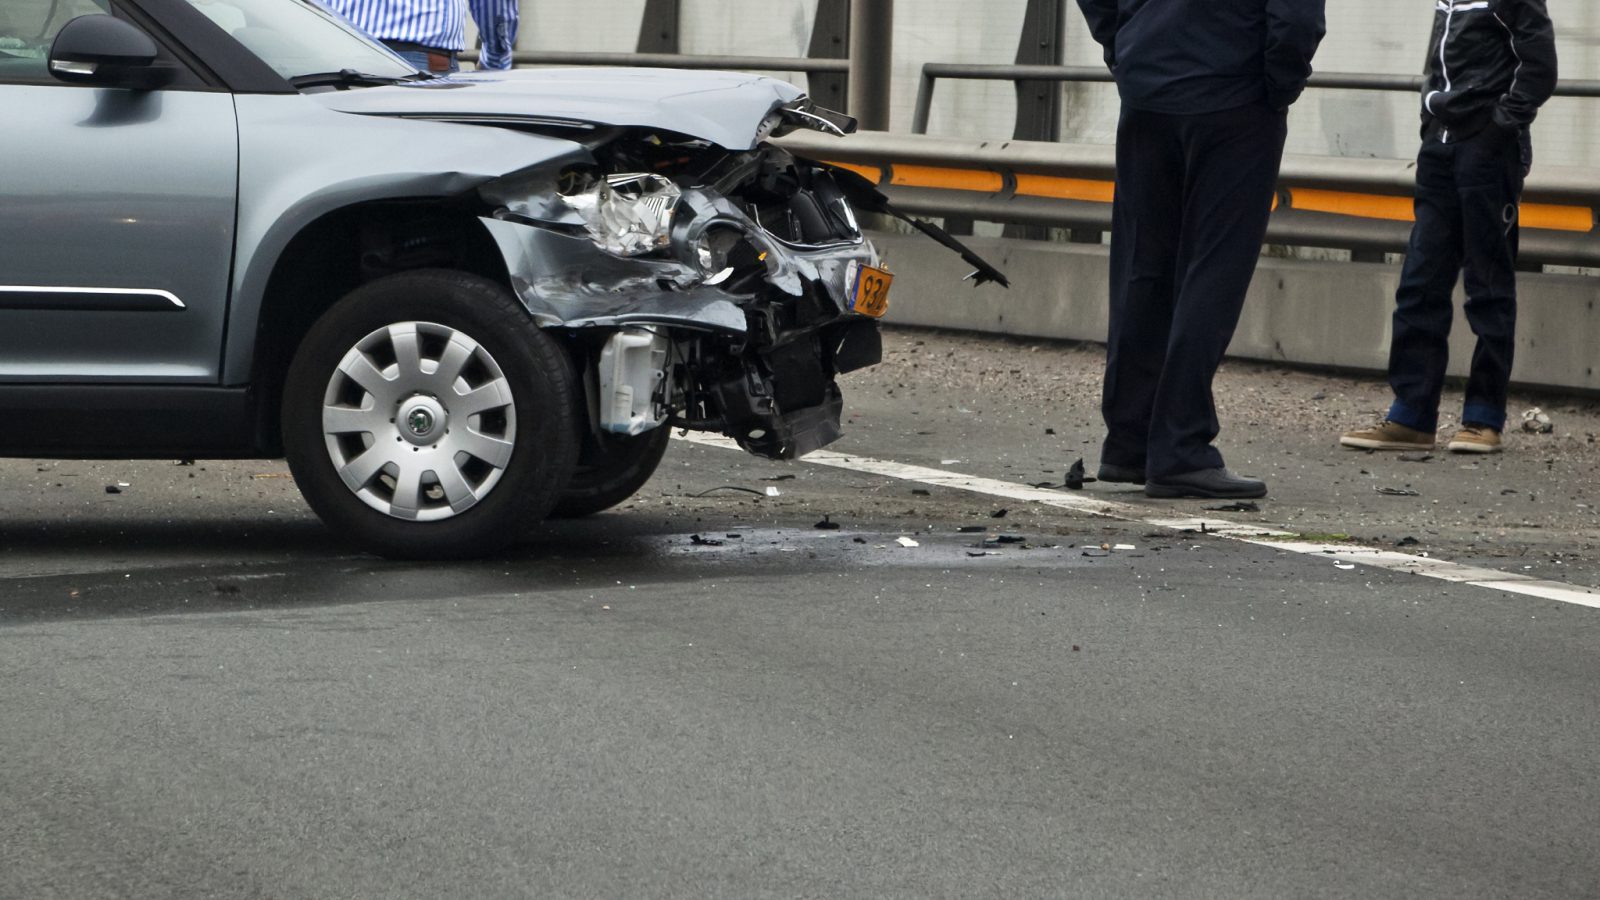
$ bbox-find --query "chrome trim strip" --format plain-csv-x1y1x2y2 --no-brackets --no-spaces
0,286,186,311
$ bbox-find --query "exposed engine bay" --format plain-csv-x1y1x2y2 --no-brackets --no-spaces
473,103,1005,460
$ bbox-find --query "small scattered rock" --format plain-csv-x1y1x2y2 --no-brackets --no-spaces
1521,407,1554,434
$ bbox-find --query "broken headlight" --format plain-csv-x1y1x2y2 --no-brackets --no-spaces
563,173,681,257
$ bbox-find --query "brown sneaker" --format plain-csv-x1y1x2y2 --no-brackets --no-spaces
1447,425,1503,454
1339,419,1435,451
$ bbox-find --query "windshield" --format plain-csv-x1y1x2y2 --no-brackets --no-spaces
179,0,418,81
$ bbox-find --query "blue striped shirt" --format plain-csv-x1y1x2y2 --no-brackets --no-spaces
321,0,520,70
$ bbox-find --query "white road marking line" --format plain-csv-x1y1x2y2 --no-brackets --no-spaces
676,432,1600,608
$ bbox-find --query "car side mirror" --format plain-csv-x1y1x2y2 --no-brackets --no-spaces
49,14,173,89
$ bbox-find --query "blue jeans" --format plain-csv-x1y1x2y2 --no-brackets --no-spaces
389,48,459,75
1386,127,1530,433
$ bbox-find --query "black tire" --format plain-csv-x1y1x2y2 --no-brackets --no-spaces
282,269,580,560
550,425,672,518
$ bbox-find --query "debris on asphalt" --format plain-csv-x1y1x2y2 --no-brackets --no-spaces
214,583,240,595
1112,543,1136,551
957,525,988,533
1065,458,1087,490
814,516,841,530
1398,453,1434,463
990,508,1009,519
895,536,920,548
762,474,796,481
104,485,122,494
1204,501,1260,512
690,534,725,546
912,488,931,496
689,486,765,498
1334,562,1357,570
1045,427,1056,435
176,459,194,467
1081,548,1110,557
1396,536,1420,547
765,486,782,497
995,534,1027,544
1375,486,1421,497
967,550,1000,557
853,537,867,544
1521,407,1554,433
940,459,961,465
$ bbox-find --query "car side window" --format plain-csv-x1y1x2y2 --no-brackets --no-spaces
0,0,112,84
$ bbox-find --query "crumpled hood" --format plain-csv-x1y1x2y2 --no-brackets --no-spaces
311,67,807,151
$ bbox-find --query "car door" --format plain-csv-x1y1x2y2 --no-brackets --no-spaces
0,0,237,383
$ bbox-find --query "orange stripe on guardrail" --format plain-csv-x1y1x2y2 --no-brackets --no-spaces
889,165,1005,193
823,161,1593,233
1521,203,1594,233
1292,188,1593,233
823,161,884,184
1013,175,1114,203
1291,189,1414,222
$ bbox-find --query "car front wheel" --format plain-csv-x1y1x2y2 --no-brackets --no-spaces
550,425,672,518
282,269,579,559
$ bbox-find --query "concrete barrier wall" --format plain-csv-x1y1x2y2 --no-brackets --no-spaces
873,232,1600,393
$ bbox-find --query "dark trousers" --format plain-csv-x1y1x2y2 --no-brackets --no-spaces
1386,129,1528,433
1101,102,1287,479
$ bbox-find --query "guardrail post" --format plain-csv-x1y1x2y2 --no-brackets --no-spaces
1013,0,1063,143
848,0,893,130
807,0,851,113
636,0,680,54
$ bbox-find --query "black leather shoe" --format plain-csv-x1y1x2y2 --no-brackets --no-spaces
1144,467,1267,499
1096,462,1145,485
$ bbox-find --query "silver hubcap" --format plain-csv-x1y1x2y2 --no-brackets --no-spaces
321,321,517,522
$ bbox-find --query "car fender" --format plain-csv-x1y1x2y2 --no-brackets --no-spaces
221,95,589,384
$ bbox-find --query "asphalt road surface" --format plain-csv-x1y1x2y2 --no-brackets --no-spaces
3,329,1598,899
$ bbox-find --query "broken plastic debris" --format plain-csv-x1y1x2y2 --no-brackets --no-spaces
895,536,920,548
1065,458,1087,491
1374,486,1421,496
957,525,987,533
1521,407,1554,434
1334,563,1357,570
689,534,724,546
689,486,764,498
1112,543,1136,551
1204,501,1260,512
940,459,961,465
104,485,122,494
765,486,781,497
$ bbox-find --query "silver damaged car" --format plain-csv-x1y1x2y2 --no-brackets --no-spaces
0,0,1005,558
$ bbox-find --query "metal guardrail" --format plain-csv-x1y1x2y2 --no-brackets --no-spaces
511,51,849,76
776,131,1600,268
911,64,1600,134
503,51,1600,266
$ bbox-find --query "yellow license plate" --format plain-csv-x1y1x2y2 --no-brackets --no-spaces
850,264,893,318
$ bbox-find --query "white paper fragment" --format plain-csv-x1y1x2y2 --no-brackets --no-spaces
1334,563,1357,570
1113,543,1136,551
896,536,920,548
765,486,781,497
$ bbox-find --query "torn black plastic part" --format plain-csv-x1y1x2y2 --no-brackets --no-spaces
821,166,1011,289
780,100,857,137
832,320,882,374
